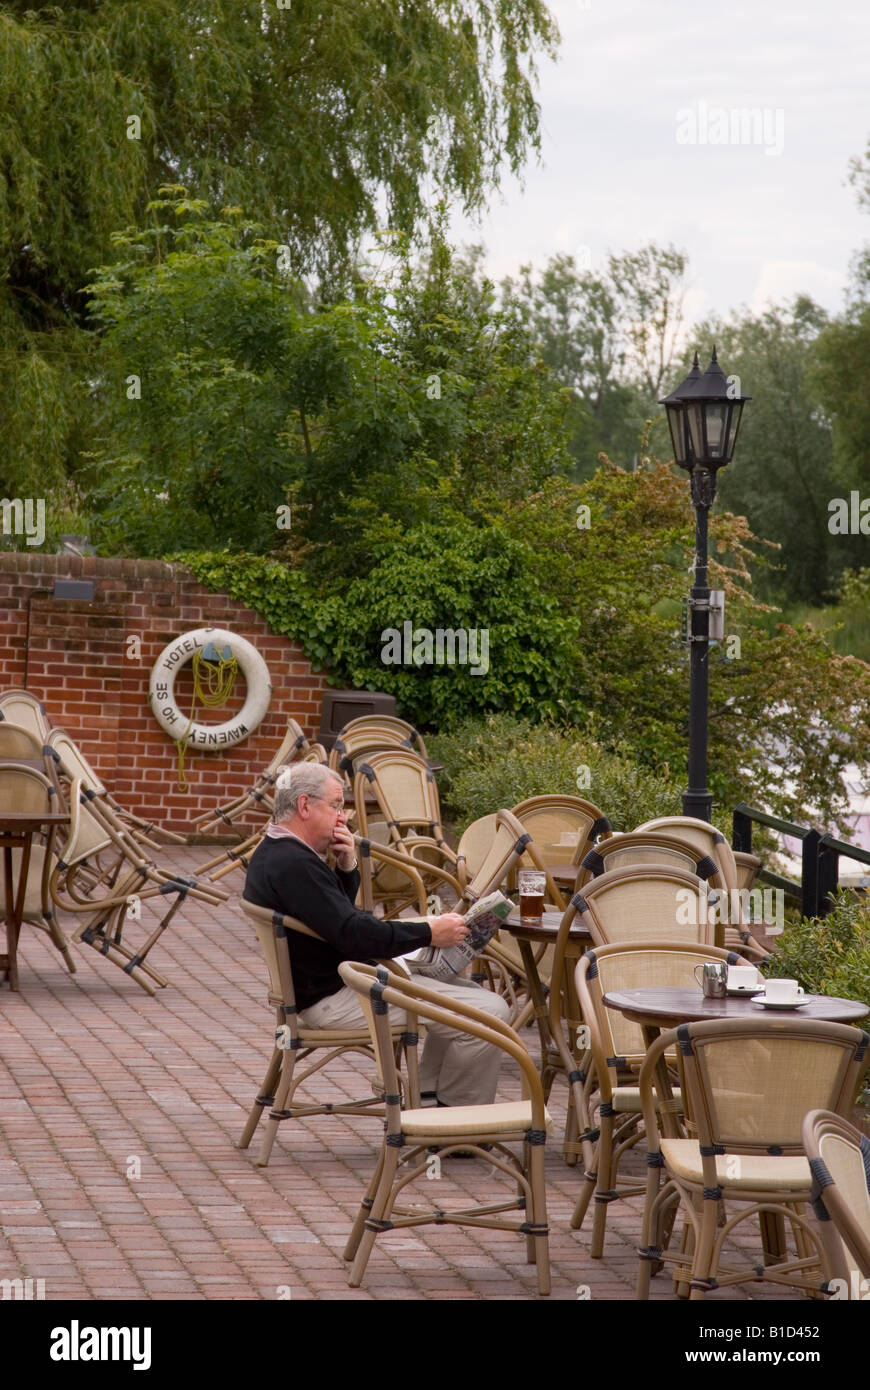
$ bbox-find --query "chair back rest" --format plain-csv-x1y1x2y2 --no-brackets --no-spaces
0,764,57,815
299,743,328,765
263,719,311,778
803,1108,870,1281
580,830,719,886
456,814,498,882
733,851,761,892
511,795,611,866
60,779,113,865
46,728,107,796
634,816,739,892
573,864,715,946
240,898,323,1009
577,941,740,1067
0,690,51,740
680,1019,870,1154
0,723,45,760
354,750,441,840
462,808,565,910
334,715,427,761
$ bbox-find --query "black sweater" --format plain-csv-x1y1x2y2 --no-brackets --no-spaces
242,836,433,1010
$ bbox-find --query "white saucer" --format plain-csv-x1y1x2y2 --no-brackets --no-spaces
752,997,809,1010
726,985,764,996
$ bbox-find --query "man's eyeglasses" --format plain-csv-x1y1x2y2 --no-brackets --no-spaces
307,795,345,813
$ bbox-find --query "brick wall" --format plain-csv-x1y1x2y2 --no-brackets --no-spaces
0,553,329,834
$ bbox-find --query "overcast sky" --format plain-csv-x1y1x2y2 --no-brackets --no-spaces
449,0,870,332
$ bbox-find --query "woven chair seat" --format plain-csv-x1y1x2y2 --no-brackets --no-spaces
612,1085,683,1113
661,1139,812,1191
400,1100,554,1139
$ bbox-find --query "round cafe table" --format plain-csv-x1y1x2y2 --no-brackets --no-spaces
602,986,869,1139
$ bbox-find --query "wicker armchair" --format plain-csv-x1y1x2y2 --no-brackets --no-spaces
803,1108,870,1287
636,1017,870,1299
328,715,429,785
237,901,415,1168
577,830,720,888
572,940,743,1253
0,765,76,975
338,959,552,1295
511,795,611,869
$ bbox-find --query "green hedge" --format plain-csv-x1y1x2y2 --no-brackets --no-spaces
762,891,870,1010
430,713,683,833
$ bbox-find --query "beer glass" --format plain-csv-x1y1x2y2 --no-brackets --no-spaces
518,870,546,925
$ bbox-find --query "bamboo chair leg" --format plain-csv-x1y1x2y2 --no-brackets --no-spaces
563,1085,580,1166
344,1147,387,1262
44,913,77,974
571,1168,596,1231
688,1194,719,1299
256,1048,300,1167
522,1139,536,1263
673,1211,694,1298
529,1144,551,1296
637,1166,663,1299
347,1146,400,1287
590,1110,617,1258
238,1046,283,1150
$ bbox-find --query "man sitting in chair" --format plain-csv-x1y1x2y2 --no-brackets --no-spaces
243,761,512,1107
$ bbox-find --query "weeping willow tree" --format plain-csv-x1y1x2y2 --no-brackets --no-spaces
0,0,559,513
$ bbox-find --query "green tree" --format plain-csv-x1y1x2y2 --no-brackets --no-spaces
502,243,688,474
689,298,839,606
0,0,559,501
82,197,574,565
497,462,870,830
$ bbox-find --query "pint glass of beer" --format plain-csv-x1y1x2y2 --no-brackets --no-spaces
518,869,546,925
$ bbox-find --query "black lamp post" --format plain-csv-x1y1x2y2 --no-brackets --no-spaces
660,348,750,822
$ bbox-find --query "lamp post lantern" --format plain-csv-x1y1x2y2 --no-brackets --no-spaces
660,348,750,822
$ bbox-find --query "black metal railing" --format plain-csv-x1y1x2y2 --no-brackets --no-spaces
732,802,870,918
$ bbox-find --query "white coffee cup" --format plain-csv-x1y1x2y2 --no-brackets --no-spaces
763,978,805,1005
727,965,760,991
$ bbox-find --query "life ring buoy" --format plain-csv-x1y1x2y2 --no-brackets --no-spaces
148,627,272,749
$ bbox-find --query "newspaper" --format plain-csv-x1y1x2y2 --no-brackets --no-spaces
410,891,514,981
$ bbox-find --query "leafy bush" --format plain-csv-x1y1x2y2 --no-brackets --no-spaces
179,531,576,730
762,890,870,1010
430,713,683,833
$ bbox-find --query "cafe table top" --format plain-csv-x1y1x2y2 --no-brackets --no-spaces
602,985,869,1028
0,813,70,830
502,908,591,945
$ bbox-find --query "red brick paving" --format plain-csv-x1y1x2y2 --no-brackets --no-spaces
0,847,807,1302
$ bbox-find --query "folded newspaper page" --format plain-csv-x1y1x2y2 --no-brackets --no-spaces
410,891,514,981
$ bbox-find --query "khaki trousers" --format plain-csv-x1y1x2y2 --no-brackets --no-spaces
299,970,512,1107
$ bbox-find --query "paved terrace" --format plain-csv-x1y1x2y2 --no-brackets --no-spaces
0,847,804,1303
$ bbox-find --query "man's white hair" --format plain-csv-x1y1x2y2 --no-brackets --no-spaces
273,762,343,821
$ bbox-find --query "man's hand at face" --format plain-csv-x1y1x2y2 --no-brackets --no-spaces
329,820,357,873
428,912,468,947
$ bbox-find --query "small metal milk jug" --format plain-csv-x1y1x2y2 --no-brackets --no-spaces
694,961,728,998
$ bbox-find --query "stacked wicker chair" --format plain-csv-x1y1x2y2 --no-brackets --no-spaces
193,717,314,835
